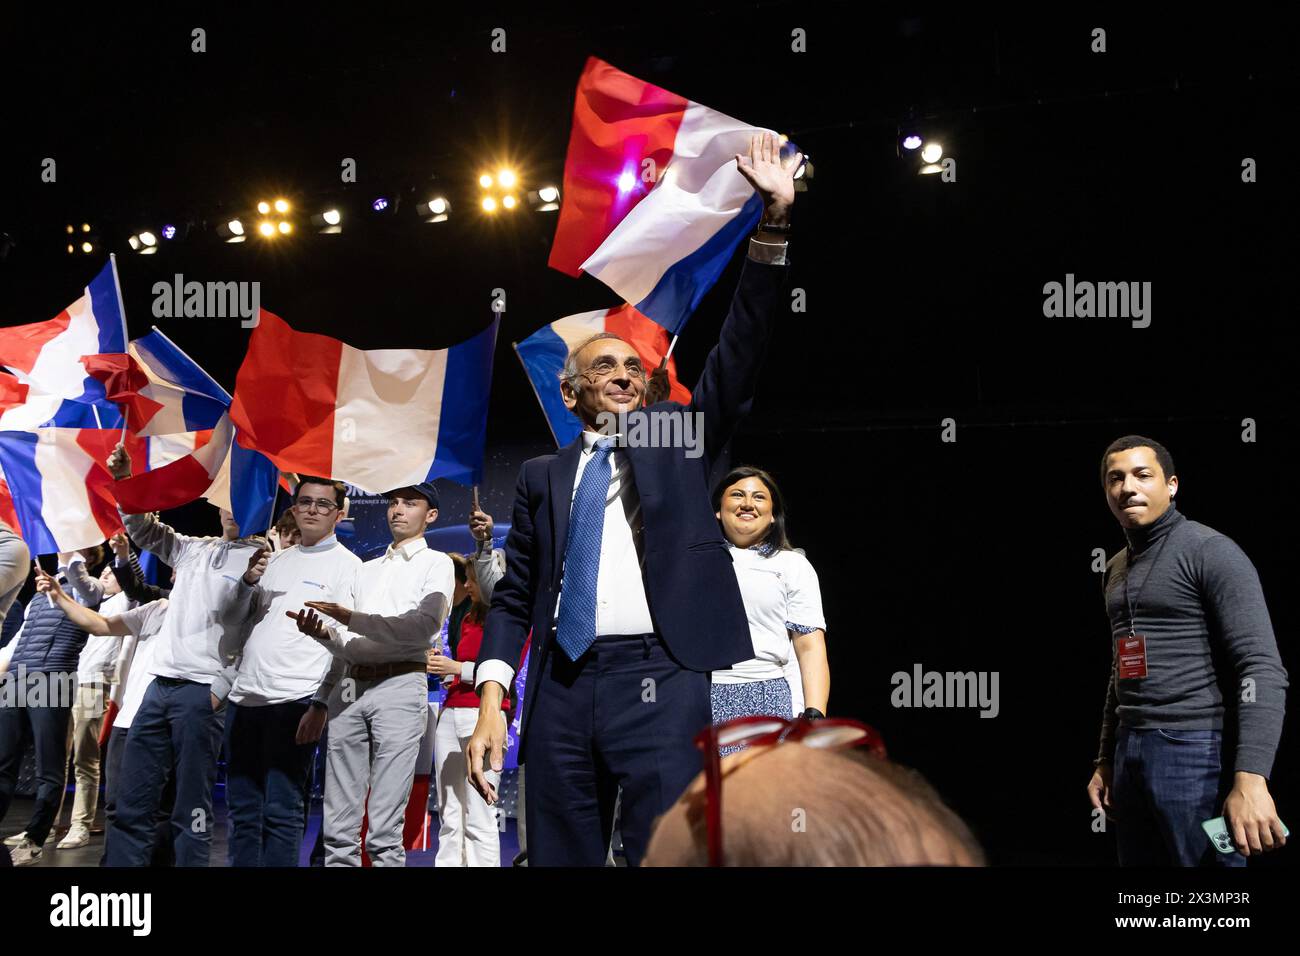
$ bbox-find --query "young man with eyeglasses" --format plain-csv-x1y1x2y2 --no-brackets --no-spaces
219,477,361,866
1087,436,1289,865
466,132,801,866
102,442,267,867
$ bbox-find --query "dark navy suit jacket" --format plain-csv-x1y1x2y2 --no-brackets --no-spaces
480,255,787,760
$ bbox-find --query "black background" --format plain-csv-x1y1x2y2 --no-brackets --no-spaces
2,4,1296,865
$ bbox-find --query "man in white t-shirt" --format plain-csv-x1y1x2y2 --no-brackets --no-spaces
220,476,361,867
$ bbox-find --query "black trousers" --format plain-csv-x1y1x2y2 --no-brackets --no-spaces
523,634,710,866
0,671,74,846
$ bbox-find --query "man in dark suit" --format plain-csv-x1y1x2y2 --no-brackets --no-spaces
468,132,801,865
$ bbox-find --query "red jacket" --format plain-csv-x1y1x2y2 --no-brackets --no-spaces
443,617,511,711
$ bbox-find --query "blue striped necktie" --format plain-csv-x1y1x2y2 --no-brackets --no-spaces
555,438,616,661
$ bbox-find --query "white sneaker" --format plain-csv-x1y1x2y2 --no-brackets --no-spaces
57,827,90,849
3,831,28,847
11,838,43,866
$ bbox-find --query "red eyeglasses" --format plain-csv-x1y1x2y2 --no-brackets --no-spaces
691,715,887,867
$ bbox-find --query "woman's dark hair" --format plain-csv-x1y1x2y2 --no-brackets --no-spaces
711,465,792,552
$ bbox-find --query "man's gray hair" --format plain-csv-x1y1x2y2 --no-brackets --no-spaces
559,332,628,395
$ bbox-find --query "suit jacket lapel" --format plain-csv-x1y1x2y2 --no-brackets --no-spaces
548,435,584,583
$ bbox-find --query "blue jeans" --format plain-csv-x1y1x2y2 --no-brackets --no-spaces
224,699,316,867
108,678,224,867
1112,726,1245,867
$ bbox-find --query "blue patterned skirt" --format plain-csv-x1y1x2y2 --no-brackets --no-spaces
710,677,794,756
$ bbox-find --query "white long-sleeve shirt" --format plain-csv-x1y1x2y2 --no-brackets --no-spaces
224,535,361,706
123,510,264,699
316,536,454,666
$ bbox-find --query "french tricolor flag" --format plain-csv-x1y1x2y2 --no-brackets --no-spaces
83,328,231,437
548,57,769,334
230,309,499,491
0,428,124,553
514,303,691,447
0,257,128,432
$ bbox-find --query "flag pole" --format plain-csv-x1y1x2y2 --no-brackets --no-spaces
108,253,130,349
664,333,680,361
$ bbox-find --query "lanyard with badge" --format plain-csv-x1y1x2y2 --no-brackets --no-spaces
1116,533,1170,680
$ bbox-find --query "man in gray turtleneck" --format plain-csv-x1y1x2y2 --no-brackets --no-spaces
1086,435,1288,866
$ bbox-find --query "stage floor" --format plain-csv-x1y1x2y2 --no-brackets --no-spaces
1,793,523,867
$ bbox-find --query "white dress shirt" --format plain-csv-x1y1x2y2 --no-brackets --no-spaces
224,535,361,706
477,428,655,692
317,536,455,665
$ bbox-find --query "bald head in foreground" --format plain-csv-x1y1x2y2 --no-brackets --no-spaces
644,743,985,867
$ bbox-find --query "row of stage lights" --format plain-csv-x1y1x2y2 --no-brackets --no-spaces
66,168,564,255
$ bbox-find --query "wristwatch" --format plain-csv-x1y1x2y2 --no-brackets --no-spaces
801,707,825,721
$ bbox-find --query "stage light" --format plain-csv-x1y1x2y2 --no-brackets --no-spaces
162,224,177,240
416,197,450,222
372,197,389,212
278,221,292,234
902,134,922,151
479,173,493,189
258,221,276,237
216,218,246,243
528,184,561,212
66,225,74,235
617,171,636,194
274,199,289,214
81,241,93,253
502,194,517,209
920,142,943,164
538,185,559,204
919,163,943,175
128,235,140,251
139,231,157,247
310,208,344,233
497,169,517,188
481,196,497,212
257,201,271,215
81,223,91,233
67,243,75,254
